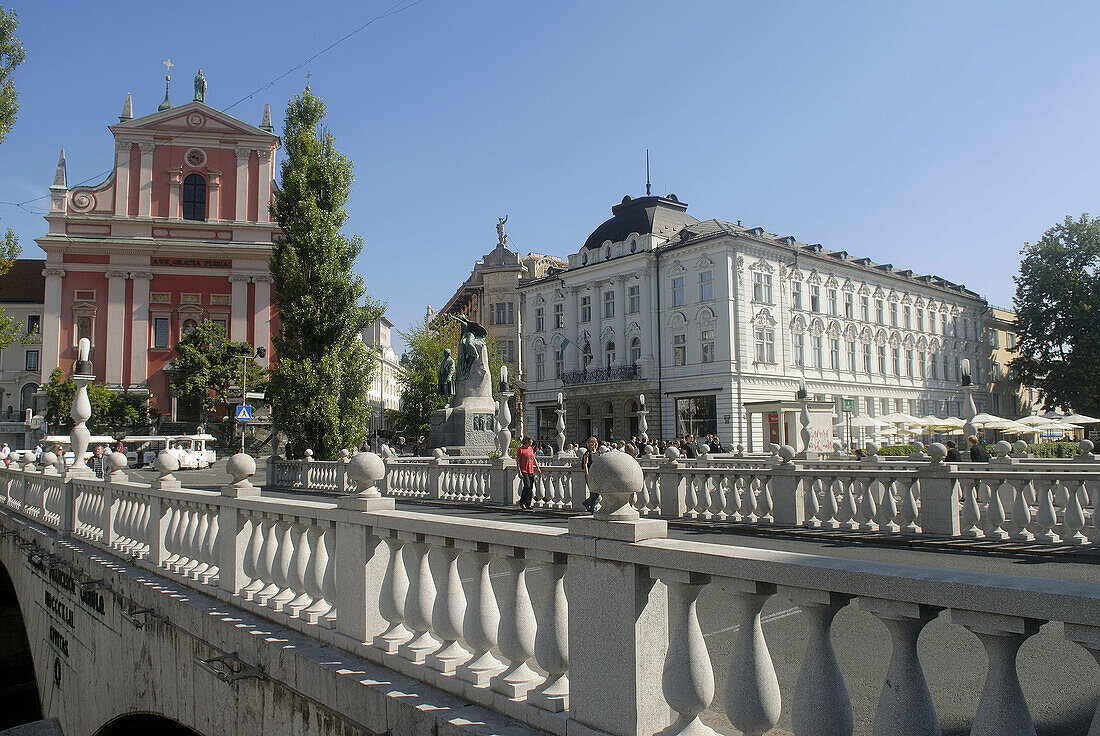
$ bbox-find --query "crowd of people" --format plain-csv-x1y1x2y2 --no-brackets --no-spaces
527,433,727,459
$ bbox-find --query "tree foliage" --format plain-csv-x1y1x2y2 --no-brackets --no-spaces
268,89,382,459
1010,214,1100,415
0,6,24,145
392,316,504,438
170,319,268,423
0,8,24,350
43,368,148,435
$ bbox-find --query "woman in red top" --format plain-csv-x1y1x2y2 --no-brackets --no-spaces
516,436,541,509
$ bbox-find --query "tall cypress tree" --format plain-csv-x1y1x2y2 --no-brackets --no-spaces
269,89,383,459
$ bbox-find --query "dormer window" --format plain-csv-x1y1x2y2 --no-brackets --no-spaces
182,173,207,221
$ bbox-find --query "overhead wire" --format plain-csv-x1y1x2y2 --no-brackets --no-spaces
0,0,429,217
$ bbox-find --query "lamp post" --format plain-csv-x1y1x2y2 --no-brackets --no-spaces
637,393,649,447
497,365,513,456
555,392,566,457
239,345,266,454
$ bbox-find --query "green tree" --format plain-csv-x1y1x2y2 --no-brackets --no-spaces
392,316,505,438
0,6,24,144
43,368,149,435
1011,214,1100,415
170,319,268,425
268,89,382,459
0,7,25,350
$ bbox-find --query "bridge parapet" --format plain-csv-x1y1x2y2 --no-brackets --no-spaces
1,458,1099,735
268,449,1100,549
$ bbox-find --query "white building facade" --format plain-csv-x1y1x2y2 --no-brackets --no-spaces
362,317,403,438
519,193,990,450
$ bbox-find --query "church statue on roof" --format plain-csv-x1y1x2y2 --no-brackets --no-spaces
194,69,206,103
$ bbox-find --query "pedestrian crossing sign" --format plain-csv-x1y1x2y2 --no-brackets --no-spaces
236,405,253,421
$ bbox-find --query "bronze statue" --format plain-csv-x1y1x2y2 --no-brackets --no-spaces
438,348,456,401
450,314,487,381
496,215,508,247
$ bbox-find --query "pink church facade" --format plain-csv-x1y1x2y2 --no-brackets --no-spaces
36,89,281,420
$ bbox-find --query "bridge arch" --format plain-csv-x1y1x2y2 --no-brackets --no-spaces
0,561,42,730
94,713,202,736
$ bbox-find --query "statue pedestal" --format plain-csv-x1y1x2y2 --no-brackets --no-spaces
430,401,498,456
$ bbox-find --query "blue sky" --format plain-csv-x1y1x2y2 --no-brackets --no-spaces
3,1,1099,353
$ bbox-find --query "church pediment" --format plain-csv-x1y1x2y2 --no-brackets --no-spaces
112,101,278,141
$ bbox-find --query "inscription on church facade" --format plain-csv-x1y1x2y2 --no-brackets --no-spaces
151,257,232,269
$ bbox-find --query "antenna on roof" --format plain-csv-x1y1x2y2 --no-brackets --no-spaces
645,149,651,196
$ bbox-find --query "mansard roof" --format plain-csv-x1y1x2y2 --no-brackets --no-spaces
582,194,699,251
671,218,981,299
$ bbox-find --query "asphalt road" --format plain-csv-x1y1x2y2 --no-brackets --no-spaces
130,457,1100,735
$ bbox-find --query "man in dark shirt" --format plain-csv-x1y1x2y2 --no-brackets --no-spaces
945,440,961,463
968,435,990,462
90,445,106,479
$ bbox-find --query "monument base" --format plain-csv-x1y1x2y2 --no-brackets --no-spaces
430,403,497,456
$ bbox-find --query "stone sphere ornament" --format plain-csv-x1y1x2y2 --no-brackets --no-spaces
778,445,795,464
865,441,879,456
664,446,680,461
227,453,257,484
155,450,180,474
995,440,1012,458
588,451,643,521
912,441,925,453
348,452,386,497
41,452,58,471
1013,440,1029,454
432,448,444,460
1080,439,1095,455
928,443,947,463
107,452,128,473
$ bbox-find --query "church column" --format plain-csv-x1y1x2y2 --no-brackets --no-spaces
257,149,272,223
41,267,65,385
137,142,155,217
563,287,579,372
167,168,182,220
614,276,627,366
129,272,153,387
234,148,250,222
252,275,272,367
229,274,250,342
114,141,132,216
104,271,128,385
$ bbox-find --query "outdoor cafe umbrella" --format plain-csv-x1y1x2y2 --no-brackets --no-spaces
1016,416,1056,427
879,412,924,426
971,413,1009,427
1063,413,1100,425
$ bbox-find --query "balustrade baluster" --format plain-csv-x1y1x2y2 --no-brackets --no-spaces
823,478,841,530
490,552,539,698
900,478,921,534
879,479,900,532
757,479,774,522
742,477,759,522
178,507,200,574
986,481,1009,539
1036,485,1061,544
718,578,780,736
162,505,183,567
267,520,296,611
804,478,822,528
1010,481,1035,542
685,474,700,519
187,510,211,579
1063,624,1100,736
725,476,743,521
374,534,412,653
861,598,941,736
784,588,854,736
840,479,859,531
302,525,332,624
398,537,439,663
240,518,264,600
285,522,314,616
962,481,984,538
457,544,504,686
1064,482,1089,546
655,568,717,736
531,552,569,712
953,610,1040,736
428,541,468,674
859,479,880,532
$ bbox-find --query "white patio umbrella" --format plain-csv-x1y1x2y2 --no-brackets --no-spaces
1015,416,1055,427
1063,413,1100,425
923,416,965,430
971,413,1009,427
849,415,889,429
879,412,922,425
1000,422,1041,437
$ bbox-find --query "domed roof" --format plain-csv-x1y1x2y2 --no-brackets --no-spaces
582,194,698,251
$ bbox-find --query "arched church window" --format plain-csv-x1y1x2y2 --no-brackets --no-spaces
182,173,207,221
77,316,92,343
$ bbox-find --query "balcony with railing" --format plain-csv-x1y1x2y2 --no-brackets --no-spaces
560,364,641,386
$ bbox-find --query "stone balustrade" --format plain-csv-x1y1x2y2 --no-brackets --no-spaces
0,450,1098,736
268,446,1100,549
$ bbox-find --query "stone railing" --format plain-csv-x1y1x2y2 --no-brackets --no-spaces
0,450,1098,735
267,444,1100,549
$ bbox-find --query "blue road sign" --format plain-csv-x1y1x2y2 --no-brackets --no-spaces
236,405,253,421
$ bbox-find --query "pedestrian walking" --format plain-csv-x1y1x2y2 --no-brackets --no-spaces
516,437,541,509
581,436,600,512
90,445,106,480
945,440,961,463
967,435,990,462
